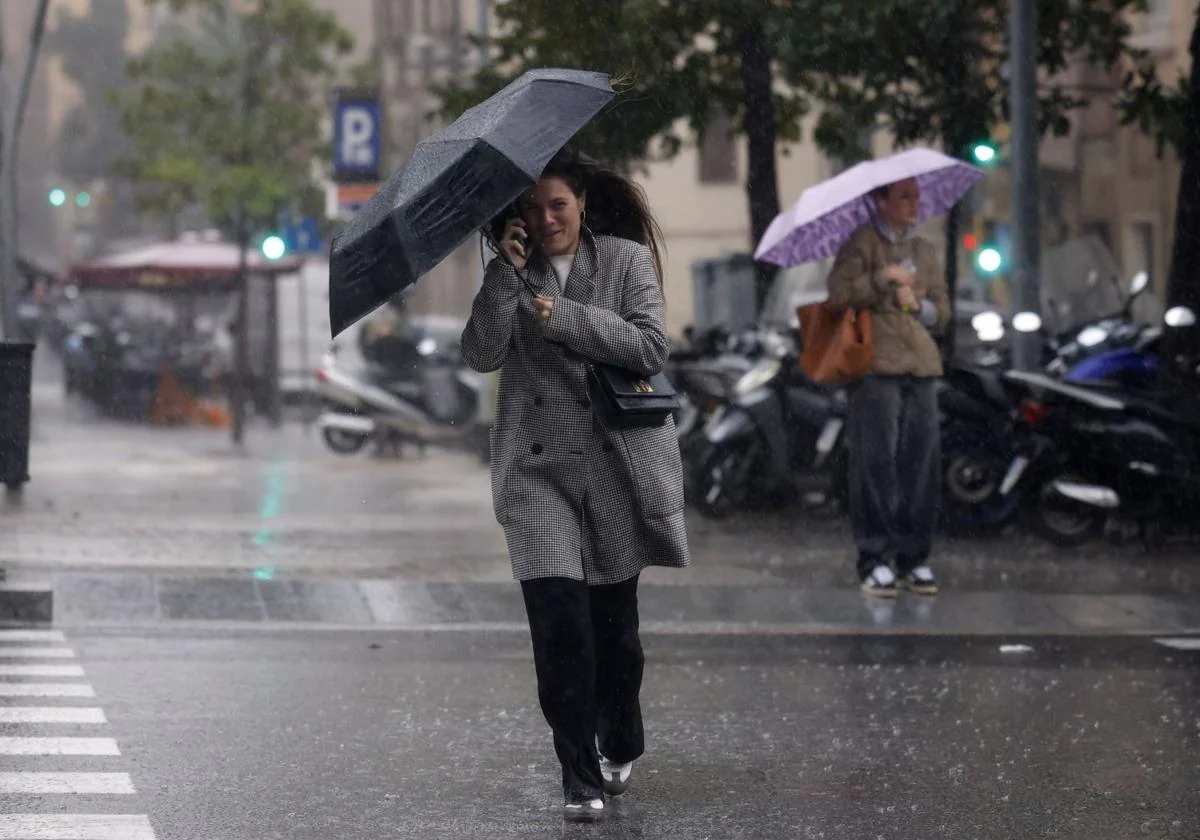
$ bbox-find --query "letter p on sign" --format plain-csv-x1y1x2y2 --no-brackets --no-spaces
341,107,374,166
333,95,381,180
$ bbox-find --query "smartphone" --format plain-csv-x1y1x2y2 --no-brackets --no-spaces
486,200,524,248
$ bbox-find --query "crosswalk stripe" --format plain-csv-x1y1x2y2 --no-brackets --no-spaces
0,665,86,677
0,708,106,724
0,813,155,839
0,647,76,659
0,683,95,697
0,631,65,643
0,738,121,756
0,773,135,795
1154,637,1200,650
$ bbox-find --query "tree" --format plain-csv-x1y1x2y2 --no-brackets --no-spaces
778,0,1157,353
112,0,353,443
1122,9,1200,387
46,0,131,189
433,0,812,304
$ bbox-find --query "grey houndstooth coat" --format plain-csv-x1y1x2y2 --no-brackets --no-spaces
461,232,690,584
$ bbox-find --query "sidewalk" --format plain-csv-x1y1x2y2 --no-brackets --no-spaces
5,346,1200,634
15,571,1200,635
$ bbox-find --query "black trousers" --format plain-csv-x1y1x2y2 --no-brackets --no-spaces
520,575,645,801
847,375,941,579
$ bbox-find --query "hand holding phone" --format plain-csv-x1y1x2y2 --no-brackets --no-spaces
500,216,529,270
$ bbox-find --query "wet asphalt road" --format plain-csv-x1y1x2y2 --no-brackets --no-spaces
3,627,1198,839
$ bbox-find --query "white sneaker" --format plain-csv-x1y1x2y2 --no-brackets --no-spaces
599,753,633,796
900,565,939,595
563,797,605,822
860,564,898,598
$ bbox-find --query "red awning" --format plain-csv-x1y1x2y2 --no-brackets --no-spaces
70,240,304,290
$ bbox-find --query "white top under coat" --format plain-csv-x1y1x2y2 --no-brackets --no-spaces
549,253,575,294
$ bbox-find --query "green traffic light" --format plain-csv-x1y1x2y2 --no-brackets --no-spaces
75,191,91,208
261,235,286,260
977,246,1003,273
48,188,67,207
972,143,997,165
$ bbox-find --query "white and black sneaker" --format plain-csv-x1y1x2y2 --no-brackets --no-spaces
598,752,633,797
899,565,939,595
860,564,898,598
563,796,605,823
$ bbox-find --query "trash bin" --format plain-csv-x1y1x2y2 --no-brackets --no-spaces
0,342,34,490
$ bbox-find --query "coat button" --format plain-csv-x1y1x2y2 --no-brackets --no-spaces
533,397,543,407
601,442,614,453
578,398,590,408
531,443,543,455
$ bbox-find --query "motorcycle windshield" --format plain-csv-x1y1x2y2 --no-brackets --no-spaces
1038,235,1127,335
759,259,835,330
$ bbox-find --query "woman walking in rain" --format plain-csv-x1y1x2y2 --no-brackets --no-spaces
461,146,688,822
826,176,950,598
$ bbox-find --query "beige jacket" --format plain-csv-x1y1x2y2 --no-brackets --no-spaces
825,222,950,378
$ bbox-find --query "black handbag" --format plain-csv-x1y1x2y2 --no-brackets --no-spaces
588,363,680,427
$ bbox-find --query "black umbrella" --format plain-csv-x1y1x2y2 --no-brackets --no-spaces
328,68,615,338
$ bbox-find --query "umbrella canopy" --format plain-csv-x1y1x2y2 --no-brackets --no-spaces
328,68,615,338
755,148,984,268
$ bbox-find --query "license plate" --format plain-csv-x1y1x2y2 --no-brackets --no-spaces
999,456,1029,496
815,418,844,455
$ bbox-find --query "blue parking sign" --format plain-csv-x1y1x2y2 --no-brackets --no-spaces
333,93,381,182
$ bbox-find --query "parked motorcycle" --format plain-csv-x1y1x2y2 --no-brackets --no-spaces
690,331,848,519
1010,305,1199,547
314,320,491,461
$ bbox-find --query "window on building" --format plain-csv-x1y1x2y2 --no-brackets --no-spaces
698,110,737,185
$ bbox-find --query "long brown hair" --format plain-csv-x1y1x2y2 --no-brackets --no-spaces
538,146,666,287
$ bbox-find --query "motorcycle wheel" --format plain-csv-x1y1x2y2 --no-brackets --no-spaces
939,429,1021,535
322,427,370,455
693,440,754,519
1024,474,1107,547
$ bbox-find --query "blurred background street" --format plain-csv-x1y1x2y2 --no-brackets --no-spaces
2,0,1200,838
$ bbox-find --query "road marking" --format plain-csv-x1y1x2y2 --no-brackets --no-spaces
0,813,155,839
0,773,135,795
0,737,121,756
0,707,106,724
0,664,86,677
0,631,64,643
0,647,76,659
1154,637,1200,650
0,683,95,697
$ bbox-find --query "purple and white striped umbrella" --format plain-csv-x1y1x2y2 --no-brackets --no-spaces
755,147,984,268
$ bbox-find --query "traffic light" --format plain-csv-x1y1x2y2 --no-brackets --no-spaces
75,191,91,208
971,141,998,165
260,234,287,260
48,188,67,207
976,246,1003,274
967,219,1005,275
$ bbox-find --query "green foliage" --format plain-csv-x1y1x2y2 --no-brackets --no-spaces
433,0,809,166
45,0,131,186
112,0,354,234
1118,61,1190,156
780,0,1158,158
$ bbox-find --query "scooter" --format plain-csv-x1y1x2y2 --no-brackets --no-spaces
314,342,492,462
690,331,848,519
1010,305,1200,547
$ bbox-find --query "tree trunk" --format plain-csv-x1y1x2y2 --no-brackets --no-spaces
231,216,250,447
1159,9,1200,388
739,20,781,310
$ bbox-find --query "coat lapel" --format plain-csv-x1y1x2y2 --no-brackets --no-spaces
561,231,599,304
